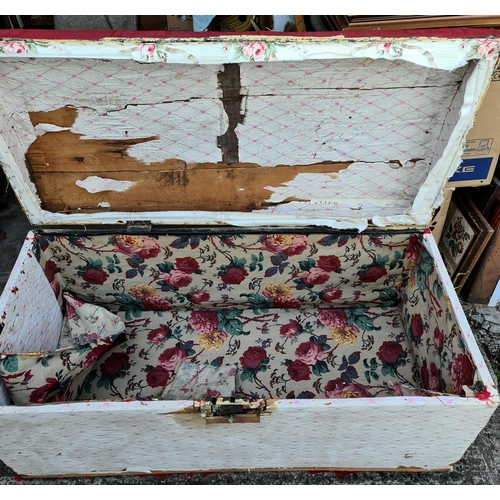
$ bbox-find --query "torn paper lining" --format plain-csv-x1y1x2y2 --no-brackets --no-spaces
76,176,137,193
0,37,496,227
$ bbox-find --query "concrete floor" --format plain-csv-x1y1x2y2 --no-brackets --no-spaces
0,187,499,484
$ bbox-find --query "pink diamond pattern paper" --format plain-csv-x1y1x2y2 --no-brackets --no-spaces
261,160,429,219
0,104,34,182
74,100,225,163
0,59,221,111
0,234,63,364
238,88,458,166
240,58,466,93
237,59,466,167
430,64,473,168
0,59,224,164
0,57,467,169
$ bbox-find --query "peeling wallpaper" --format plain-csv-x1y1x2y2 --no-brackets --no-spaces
0,35,496,227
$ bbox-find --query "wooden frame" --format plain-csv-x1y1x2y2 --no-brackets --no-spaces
439,194,494,293
328,15,500,31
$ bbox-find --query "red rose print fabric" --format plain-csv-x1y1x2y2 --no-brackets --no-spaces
74,306,418,401
9,231,480,403
0,295,125,405
35,232,413,314
400,240,480,396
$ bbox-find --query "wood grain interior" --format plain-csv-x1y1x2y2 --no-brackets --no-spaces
33,162,350,212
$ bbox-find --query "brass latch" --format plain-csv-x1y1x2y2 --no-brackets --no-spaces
193,397,266,424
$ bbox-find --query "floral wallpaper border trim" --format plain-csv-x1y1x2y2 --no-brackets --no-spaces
0,36,498,70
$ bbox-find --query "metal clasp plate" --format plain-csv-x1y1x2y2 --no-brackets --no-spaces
126,220,152,233
193,397,266,424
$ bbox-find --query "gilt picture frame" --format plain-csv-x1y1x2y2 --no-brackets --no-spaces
439,193,494,293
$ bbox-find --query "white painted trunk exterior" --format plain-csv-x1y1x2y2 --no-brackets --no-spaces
0,397,496,476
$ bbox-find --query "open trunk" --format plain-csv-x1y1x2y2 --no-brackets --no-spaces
0,29,499,476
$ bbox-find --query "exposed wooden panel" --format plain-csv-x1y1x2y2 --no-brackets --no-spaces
217,64,243,164
27,131,173,173
33,162,350,212
29,107,78,128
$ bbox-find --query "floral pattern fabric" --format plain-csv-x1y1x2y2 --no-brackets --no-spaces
0,297,125,405
10,229,481,403
400,238,480,397
71,306,419,401
160,361,237,401
59,293,126,348
31,231,422,401
35,231,413,314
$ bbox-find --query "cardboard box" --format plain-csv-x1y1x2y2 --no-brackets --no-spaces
166,15,193,32
448,56,500,187
429,186,455,243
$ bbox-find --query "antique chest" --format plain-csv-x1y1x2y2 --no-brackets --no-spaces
0,28,499,477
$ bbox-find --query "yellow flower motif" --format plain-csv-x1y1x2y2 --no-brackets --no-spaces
269,234,292,247
128,284,159,298
262,283,293,298
197,331,228,350
339,385,368,398
329,325,360,346
117,235,144,249
340,388,358,399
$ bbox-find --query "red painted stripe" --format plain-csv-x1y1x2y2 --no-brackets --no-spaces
0,27,499,41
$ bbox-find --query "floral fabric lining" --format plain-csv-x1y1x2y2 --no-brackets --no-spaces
35,231,412,313
400,239,480,397
59,293,126,348
12,230,480,403
0,296,125,405
73,306,418,401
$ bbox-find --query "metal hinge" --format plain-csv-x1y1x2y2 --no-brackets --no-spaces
126,220,152,233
